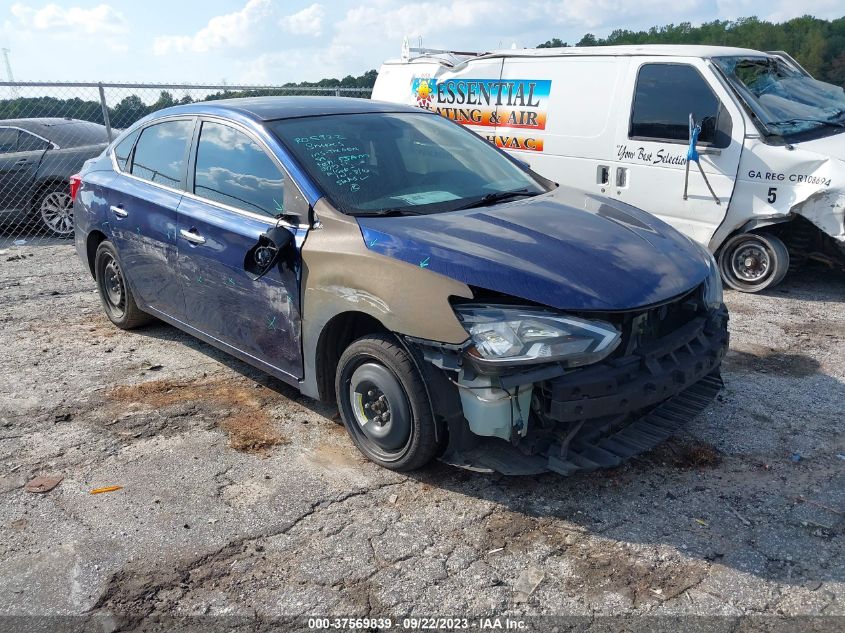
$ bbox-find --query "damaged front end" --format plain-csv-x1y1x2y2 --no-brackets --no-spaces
407,284,729,477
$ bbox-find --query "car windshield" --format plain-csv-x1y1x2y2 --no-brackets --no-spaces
714,56,845,137
269,112,548,216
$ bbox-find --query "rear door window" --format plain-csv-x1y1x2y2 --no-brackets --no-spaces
114,128,141,172
630,63,731,147
193,121,304,218
17,131,50,152
0,128,18,153
130,119,194,188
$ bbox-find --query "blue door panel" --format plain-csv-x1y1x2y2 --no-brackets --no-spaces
106,175,183,319
176,196,305,379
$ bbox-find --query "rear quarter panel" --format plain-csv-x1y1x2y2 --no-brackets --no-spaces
36,144,108,190
73,156,117,275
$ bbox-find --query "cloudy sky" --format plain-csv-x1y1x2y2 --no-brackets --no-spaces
0,0,842,85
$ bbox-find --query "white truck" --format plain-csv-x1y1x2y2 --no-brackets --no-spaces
372,43,845,292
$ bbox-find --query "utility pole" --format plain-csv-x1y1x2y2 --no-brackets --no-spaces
2,48,18,97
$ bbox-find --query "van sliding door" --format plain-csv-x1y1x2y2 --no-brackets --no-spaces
496,55,624,191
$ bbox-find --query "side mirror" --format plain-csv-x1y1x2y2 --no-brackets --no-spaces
687,113,700,162
244,226,295,279
684,113,720,205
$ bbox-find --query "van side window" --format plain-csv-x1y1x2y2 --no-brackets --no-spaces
194,121,306,219
131,120,194,188
630,63,731,147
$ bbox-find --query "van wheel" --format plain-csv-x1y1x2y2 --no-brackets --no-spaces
335,333,438,471
717,232,790,293
94,241,152,329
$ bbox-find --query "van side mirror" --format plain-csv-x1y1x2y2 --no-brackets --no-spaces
687,113,700,162
244,226,295,279
684,112,720,205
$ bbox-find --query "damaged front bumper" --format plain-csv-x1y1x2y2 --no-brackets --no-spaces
410,304,729,477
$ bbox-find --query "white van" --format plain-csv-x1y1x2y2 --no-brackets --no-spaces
373,43,845,292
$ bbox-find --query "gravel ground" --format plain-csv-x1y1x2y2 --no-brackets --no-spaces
0,243,843,631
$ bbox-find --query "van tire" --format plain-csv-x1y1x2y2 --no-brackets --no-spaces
94,241,152,329
335,333,439,471
717,232,790,293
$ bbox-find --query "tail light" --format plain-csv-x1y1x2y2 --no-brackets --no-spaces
69,173,81,202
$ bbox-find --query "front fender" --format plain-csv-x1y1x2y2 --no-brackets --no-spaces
299,199,472,399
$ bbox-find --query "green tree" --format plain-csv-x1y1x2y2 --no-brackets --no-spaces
538,38,567,48
538,16,845,85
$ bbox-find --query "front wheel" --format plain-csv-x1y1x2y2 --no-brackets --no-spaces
335,333,439,471
717,232,790,293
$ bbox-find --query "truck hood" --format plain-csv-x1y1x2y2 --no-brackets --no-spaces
767,134,845,244
792,131,845,162
356,187,710,311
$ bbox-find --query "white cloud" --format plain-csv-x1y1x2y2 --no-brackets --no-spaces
153,0,273,56
10,2,127,35
280,3,326,37
239,0,718,83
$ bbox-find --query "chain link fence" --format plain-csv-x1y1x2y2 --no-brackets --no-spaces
0,82,372,248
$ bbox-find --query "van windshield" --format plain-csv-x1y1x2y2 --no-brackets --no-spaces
269,112,547,216
714,56,845,138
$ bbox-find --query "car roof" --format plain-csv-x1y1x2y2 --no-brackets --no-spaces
153,96,426,123
0,117,109,147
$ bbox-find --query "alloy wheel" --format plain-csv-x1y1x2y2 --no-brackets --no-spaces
39,191,74,236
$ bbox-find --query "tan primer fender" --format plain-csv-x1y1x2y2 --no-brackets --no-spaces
299,199,472,399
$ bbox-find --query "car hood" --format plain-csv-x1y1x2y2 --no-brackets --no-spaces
356,187,710,311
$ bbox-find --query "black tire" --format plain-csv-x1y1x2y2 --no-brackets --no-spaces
335,333,439,471
717,232,790,293
36,185,75,237
94,241,152,329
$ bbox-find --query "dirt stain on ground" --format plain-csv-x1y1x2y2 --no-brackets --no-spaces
723,345,820,377
107,377,287,453
649,439,721,469
564,540,708,606
306,443,365,471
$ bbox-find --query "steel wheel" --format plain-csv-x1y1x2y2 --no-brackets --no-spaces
39,190,74,236
100,253,126,319
718,232,790,293
347,362,413,456
335,334,440,471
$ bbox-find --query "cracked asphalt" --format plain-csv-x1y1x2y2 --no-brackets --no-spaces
0,243,843,630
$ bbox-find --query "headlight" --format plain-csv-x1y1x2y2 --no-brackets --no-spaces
454,304,620,371
702,251,723,309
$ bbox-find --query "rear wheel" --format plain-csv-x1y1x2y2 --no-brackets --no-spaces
94,241,152,329
717,232,790,293
37,187,74,237
335,333,439,471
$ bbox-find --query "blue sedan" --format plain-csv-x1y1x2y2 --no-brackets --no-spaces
72,97,728,475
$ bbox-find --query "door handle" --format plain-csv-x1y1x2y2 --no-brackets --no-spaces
615,167,628,188
14,158,29,165
179,228,206,245
110,205,128,218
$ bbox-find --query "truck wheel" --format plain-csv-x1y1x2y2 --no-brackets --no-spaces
37,186,74,237
717,232,790,293
335,333,439,471
94,241,152,329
